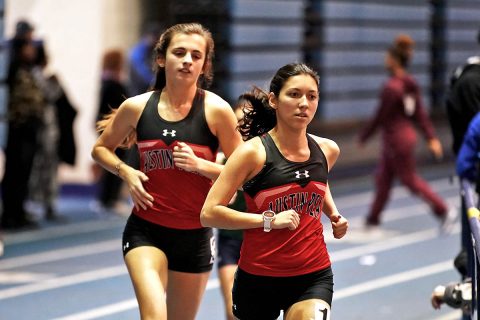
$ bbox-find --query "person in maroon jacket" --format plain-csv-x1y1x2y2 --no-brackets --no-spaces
201,63,348,320
358,35,453,229
92,23,242,320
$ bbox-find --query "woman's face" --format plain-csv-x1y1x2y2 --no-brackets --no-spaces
269,74,319,129
159,32,207,86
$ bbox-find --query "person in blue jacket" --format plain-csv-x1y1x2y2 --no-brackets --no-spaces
457,112,480,183
128,22,163,96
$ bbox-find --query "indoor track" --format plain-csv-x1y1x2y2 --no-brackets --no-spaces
0,164,464,320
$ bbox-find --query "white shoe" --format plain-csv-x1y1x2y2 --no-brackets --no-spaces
439,207,459,235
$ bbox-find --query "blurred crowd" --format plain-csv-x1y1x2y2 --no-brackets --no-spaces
0,19,76,230
0,20,163,231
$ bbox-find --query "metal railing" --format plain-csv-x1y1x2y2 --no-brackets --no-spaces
461,178,480,319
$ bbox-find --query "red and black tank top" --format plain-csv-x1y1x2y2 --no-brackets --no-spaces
239,133,331,276
134,89,219,229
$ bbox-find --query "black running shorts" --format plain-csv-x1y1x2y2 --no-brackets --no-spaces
232,266,334,320
122,213,215,273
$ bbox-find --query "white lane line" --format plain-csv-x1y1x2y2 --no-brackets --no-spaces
0,239,119,270
4,218,125,245
334,260,454,300
0,267,220,303
0,265,127,300
0,271,54,284
432,310,463,320
52,299,138,320
52,278,221,320
330,224,459,263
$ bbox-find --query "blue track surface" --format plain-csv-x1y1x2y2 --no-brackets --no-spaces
0,164,465,320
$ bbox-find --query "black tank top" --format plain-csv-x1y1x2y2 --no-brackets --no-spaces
133,89,219,229
243,133,328,201
239,133,331,276
136,89,218,151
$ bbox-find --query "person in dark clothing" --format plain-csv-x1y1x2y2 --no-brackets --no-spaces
28,45,65,221
446,56,480,155
429,112,480,315
7,20,45,70
444,29,480,320
1,39,45,230
95,49,129,212
97,50,128,121
456,113,480,182
358,34,454,229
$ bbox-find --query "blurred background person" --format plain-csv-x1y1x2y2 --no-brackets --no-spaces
127,22,163,96
456,113,480,196
93,49,129,215
358,34,455,230
428,111,480,317
444,30,480,320
6,19,46,72
27,42,76,222
1,38,44,230
445,29,480,156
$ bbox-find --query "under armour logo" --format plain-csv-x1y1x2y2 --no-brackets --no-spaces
295,170,309,179
123,242,129,251
163,129,176,137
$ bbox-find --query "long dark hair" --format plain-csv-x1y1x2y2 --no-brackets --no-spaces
238,63,319,140
151,22,215,91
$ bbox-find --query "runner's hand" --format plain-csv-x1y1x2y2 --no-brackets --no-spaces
273,209,300,230
428,138,443,161
331,214,348,239
120,165,154,211
173,142,200,172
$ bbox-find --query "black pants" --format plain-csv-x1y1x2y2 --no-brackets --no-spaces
1,121,39,227
98,148,128,207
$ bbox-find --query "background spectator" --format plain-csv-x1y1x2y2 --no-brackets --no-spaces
1,38,45,230
94,49,129,215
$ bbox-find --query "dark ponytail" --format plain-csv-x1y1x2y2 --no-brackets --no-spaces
237,86,276,140
151,68,166,91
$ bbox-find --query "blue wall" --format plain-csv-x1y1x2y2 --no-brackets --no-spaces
224,0,480,121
